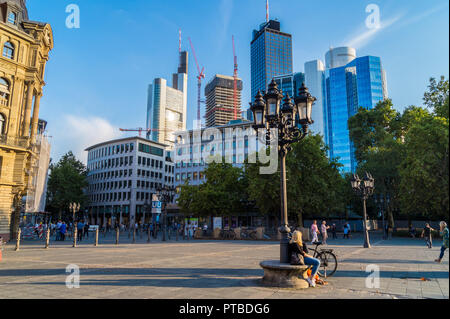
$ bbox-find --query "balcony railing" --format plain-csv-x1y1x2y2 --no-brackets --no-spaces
0,134,30,149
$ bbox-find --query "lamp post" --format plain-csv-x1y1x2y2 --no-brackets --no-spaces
350,172,375,248
250,80,316,263
69,202,80,247
156,185,176,242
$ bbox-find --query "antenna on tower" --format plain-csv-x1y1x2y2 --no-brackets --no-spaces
179,29,182,53
266,0,269,22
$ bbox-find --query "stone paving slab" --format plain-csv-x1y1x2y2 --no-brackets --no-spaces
0,233,448,299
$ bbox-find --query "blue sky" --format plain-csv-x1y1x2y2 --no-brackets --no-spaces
27,0,449,163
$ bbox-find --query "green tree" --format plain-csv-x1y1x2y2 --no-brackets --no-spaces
246,134,346,227
46,151,89,219
177,162,247,219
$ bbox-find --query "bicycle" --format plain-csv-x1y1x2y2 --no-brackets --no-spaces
240,228,257,240
310,241,338,278
220,228,236,240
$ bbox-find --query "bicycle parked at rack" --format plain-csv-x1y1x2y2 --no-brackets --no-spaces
220,228,236,240
240,228,257,240
309,241,338,278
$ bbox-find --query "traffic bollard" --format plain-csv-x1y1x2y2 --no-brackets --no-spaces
115,228,119,245
132,228,136,243
15,228,21,251
94,229,99,246
73,228,77,248
147,228,151,243
45,228,50,249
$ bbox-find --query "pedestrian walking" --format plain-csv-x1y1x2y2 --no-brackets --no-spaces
321,221,330,244
343,222,351,239
310,220,320,243
60,222,67,241
435,221,449,263
421,223,435,249
331,223,337,239
77,220,84,242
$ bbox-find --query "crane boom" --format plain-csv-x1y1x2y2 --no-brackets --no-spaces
188,37,205,125
232,35,238,120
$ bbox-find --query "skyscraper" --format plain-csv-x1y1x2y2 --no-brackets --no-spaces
251,20,293,101
304,60,326,137
273,72,304,98
204,74,243,127
147,51,188,147
324,48,387,173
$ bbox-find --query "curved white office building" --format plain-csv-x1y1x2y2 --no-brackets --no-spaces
325,47,357,69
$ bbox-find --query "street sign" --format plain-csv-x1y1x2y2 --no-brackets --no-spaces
152,200,162,214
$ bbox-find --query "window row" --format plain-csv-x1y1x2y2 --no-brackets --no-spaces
90,169,133,181
89,143,135,161
91,192,131,203
175,172,206,182
89,156,133,171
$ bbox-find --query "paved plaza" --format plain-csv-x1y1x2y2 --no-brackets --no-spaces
0,232,448,299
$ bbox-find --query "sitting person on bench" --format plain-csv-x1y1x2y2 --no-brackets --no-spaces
288,230,321,287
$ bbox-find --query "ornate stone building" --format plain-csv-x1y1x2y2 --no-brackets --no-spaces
0,0,53,241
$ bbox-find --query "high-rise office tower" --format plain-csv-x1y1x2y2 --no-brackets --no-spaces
304,60,326,137
324,47,387,173
273,72,305,98
147,51,188,147
251,20,293,101
204,74,243,127
325,47,357,69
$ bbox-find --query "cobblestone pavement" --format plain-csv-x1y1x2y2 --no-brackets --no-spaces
0,232,448,299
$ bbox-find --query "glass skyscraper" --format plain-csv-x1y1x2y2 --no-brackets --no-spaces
251,20,293,101
325,53,387,173
273,72,304,98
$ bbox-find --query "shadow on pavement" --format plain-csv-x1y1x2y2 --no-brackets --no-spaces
333,270,449,279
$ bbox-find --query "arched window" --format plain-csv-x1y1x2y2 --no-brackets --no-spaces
7,12,17,25
3,42,15,59
0,113,6,135
0,78,10,100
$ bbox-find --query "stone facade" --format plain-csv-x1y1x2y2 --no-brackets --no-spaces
0,0,53,241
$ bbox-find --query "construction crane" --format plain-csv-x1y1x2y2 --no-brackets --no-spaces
119,128,171,138
232,35,239,120
188,37,205,127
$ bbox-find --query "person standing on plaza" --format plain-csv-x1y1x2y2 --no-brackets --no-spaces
310,220,320,243
60,222,67,241
77,220,84,242
321,221,330,244
343,222,349,239
421,223,435,249
331,223,337,239
84,222,89,239
435,221,449,263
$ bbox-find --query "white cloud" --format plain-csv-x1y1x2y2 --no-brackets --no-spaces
49,115,124,164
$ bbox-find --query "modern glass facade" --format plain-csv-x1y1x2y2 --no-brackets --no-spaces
273,72,304,98
325,56,386,173
251,20,293,101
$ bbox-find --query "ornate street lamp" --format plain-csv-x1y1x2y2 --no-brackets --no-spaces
156,185,176,242
350,172,375,248
250,79,316,264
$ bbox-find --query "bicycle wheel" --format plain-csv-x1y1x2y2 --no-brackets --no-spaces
317,251,338,278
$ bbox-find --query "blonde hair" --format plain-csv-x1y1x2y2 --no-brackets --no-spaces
440,221,447,229
290,230,303,245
